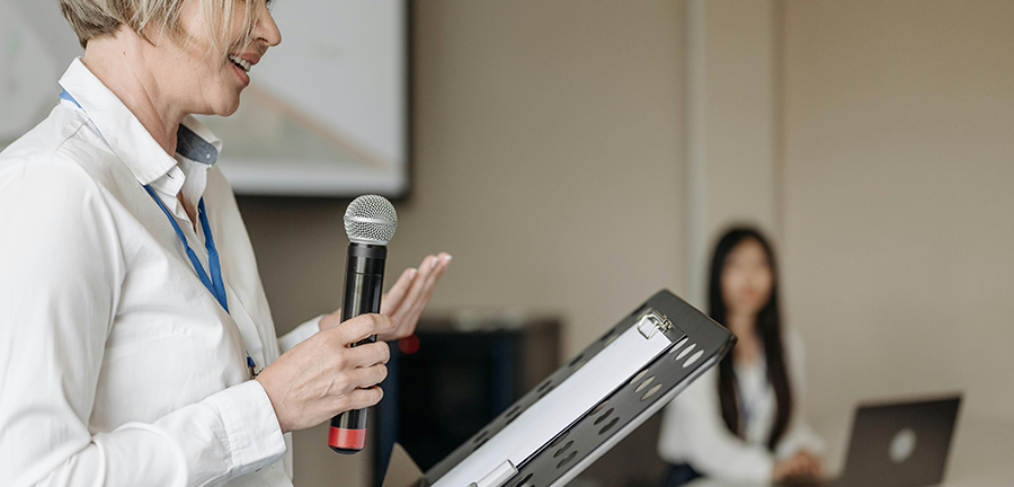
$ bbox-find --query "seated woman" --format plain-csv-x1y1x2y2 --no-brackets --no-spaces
657,227,824,486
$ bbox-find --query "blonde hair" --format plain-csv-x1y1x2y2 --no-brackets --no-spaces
58,0,255,54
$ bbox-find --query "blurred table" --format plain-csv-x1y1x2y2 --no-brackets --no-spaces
685,416,1014,487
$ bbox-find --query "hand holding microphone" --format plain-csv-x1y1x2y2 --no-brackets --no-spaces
255,195,450,451
255,313,392,434
325,196,452,452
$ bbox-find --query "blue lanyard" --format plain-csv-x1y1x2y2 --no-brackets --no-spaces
60,89,229,313
143,186,229,313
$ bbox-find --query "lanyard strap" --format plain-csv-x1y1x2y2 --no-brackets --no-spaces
59,89,81,108
60,88,229,313
143,186,230,313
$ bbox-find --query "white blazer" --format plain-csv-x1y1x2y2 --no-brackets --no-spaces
657,330,824,483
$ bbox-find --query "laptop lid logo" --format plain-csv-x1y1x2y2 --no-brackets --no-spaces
889,428,917,464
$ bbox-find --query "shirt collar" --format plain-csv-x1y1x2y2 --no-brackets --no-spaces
58,58,223,190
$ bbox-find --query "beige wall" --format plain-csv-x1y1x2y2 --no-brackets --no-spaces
240,1,687,485
686,0,781,307
780,0,1014,436
392,0,687,358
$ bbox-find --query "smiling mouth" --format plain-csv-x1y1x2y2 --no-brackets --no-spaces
228,54,252,73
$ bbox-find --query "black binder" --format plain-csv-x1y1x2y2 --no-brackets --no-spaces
382,289,736,487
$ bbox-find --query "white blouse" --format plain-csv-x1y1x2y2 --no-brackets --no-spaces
657,330,824,483
0,59,321,486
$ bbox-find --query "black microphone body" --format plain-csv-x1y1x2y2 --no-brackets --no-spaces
328,243,386,454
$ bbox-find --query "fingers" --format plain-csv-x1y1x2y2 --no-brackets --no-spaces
346,362,388,390
796,451,817,469
381,267,417,316
326,253,449,342
319,309,342,331
787,453,819,480
343,386,385,411
332,347,388,401
258,320,391,433
375,253,450,341
402,254,449,319
336,360,388,411
330,313,392,346
396,254,450,320
344,341,391,368
390,257,435,317
776,456,804,481
800,452,823,477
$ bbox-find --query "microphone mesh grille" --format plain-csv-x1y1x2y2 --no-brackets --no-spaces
344,195,398,245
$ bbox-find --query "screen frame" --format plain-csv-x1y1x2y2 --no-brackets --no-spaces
224,0,414,201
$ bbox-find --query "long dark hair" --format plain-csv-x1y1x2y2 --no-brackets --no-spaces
708,227,792,451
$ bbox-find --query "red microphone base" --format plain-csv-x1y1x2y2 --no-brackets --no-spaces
328,426,366,454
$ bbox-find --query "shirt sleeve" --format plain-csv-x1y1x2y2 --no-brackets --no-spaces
774,331,825,459
278,315,323,354
657,370,774,483
0,161,285,487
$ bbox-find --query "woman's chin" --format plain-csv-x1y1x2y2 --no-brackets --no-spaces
213,97,242,117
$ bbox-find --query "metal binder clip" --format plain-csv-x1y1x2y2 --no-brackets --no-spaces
636,309,672,340
468,460,518,487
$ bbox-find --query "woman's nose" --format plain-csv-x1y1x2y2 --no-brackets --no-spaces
255,3,282,48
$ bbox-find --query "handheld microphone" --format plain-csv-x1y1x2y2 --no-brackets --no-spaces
328,195,398,454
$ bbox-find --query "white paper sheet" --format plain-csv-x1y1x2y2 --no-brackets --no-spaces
432,319,674,487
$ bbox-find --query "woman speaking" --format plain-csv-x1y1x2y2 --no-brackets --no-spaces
657,227,824,485
0,1,449,485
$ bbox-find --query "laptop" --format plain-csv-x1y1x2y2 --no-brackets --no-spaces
784,395,962,487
